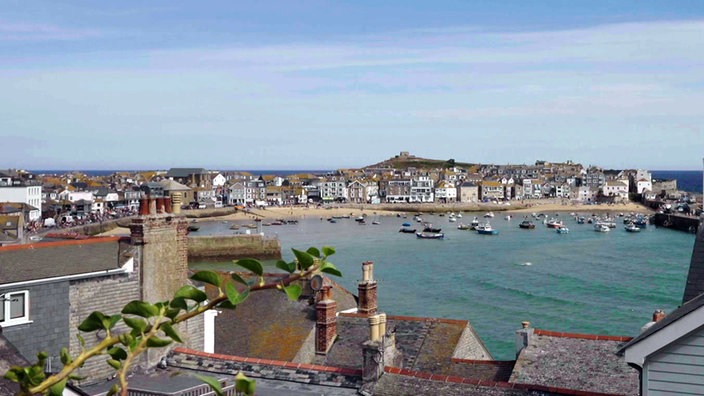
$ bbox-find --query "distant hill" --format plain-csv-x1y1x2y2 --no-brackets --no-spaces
364,153,476,170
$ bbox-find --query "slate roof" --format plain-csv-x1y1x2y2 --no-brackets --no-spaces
682,218,704,304
317,314,491,373
371,372,533,396
0,237,132,285
158,179,191,192
510,330,638,395
206,273,356,362
166,168,208,178
0,331,29,395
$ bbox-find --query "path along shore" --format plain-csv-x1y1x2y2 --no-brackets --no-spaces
97,200,653,236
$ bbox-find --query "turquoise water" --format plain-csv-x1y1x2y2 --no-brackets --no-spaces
192,213,695,360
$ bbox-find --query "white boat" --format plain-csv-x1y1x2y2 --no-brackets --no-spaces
594,223,610,232
546,219,563,228
556,226,570,234
624,223,641,233
456,213,463,218
484,212,495,218
448,216,457,223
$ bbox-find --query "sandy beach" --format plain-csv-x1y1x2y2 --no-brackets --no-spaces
97,200,653,237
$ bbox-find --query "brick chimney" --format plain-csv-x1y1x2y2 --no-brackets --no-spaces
358,261,377,315
315,285,337,354
515,321,533,357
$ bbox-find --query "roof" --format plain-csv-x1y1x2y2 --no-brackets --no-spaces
0,237,131,285
158,179,191,192
371,371,531,396
0,331,29,395
510,329,638,395
207,273,356,362
317,314,491,373
166,168,208,178
682,219,704,303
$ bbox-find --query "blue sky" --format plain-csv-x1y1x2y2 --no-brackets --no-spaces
2,1,703,170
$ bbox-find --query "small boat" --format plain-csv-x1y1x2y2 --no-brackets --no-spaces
505,215,512,221
518,220,535,229
229,224,240,230
402,222,411,227
457,223,471,230
625,223,641,233
546,219,563,229
594,224,610,233
456,213,463,218
633,217,648,228
355,216,365,222
29,235,43,241
423,226,442,233
416,232,444,239
577,217,585,224
372,221,380,225
187,225,200,232
399,227,417,233
556,226,570,234
484,212,495,218
470,217,480,230
476,222,499,235
448,217,457,223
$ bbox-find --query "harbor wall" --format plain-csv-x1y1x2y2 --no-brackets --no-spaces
188,234,281,261
651,213,701,234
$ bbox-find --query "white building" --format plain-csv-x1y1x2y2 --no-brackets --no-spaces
0,185,42,221
434,181,456,203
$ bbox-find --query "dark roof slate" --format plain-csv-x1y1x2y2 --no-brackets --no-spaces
0,238,131,284
166,168,208,178
0,331,29,395
511,331,638,395
682,219,704,304
371,372,531,396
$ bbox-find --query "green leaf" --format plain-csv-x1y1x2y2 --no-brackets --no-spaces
77,334,86,348
319,262,342,277
275,260,295,274
165,307,181,320
173,285,208,304
217,300,238,309
283,284,302,301
235,372,256,395
292,248,315,270
225,283,249,305
322,246,336,257
27,365,45,386
3,367,19,382
306,247,321,258
194,374,223,396
123,316,148,333
234,258,264,276
230,272,249,285
107,359,122,370
107,384,120,396
78,311,107,332
121,301,159,318
146,336,173,348
170,297,188,310
191,270,222,287
161,322,183,343
107,346,127,361
60,347,72,365
48,378,67,396
104,314,122,331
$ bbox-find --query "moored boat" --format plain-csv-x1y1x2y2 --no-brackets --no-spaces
546,219,563,228
518,220,535,229
556,226,569,234
476,222,499,235
484,212,495,218
399,227,416,233
594,223,610,232
457,223,471,230
624,223,641,233
416,232,444,239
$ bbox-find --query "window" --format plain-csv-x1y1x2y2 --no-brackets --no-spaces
0,291,30,326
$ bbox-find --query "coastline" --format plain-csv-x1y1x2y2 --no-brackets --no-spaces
96,200,653,237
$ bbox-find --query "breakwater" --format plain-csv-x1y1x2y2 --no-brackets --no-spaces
651,213,701,233
188,234,281,261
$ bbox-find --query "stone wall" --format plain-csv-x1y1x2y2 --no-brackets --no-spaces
69,273,140,383
188,235,281,261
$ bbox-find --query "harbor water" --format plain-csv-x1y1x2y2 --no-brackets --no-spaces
192,212,696,360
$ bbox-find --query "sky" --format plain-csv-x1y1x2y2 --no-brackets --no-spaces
1,1,703,171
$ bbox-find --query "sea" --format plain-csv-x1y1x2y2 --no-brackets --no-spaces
191,211,697,361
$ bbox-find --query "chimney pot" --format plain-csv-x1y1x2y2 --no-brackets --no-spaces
368,315,381,342
378,313,387,337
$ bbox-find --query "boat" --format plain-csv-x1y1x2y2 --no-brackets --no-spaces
518,220,535,229
187,225,200,232
470,217,480,230
399,227,417,233
475,222,499,235
457,223,471,230
416,232,444,239
505,215,512,221
594,224,610,233
372,221,381,225
577,217,585,224
402,222,411,227
633,217,648,228
484,212,495,218
624,223,641,233
448,217,457,223
28,235,43,241
556,226,570,234
423,226,442,233
229,224,240,230
456,213,463,218
355,216,365,222
546,219,563,228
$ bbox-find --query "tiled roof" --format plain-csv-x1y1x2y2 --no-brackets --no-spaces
0,237,131,284
0,332,29,395
166,168,208,178
510,329,638,395
682,220,704,303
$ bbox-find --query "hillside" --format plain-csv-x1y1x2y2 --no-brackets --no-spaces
364,152,476,170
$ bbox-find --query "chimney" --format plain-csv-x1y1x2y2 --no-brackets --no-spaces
315,285,337,354
515,321,533,357
172,192,182,215
652,309,665,323
363,312,403,388
358,261,378,315
139,197,149,215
